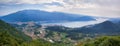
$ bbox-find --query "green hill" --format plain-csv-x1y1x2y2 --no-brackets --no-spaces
76,36,120,46
0,20,71,46
0,20,32,46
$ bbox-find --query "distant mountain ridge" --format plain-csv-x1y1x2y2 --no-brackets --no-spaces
72,21,120,34
108,18,120,23
0,10,95,22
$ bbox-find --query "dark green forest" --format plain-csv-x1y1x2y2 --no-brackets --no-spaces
0,20,70,46
76,36,120,46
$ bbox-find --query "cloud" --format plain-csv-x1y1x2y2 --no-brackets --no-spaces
0,0,120,18
41,0,120,18
0,0,64,4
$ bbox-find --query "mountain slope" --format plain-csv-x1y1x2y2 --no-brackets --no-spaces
76,36,120,46
109,18,120,23
0,10,95,22
0,20,32,46
73,21,120,34
0,20,73,46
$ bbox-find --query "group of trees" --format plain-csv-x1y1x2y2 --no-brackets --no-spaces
0,20,30,46
76,36,120,46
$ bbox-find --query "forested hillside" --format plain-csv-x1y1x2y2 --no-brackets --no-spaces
0,20,32,46
76,36,120,46
0,20,71,46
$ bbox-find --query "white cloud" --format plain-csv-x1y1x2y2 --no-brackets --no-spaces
41,0,120,18
17,0,53,4
0,0,64,4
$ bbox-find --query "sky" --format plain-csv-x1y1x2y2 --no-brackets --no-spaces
0,0,120,18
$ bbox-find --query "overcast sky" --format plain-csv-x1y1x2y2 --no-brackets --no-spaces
0,0,120,18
